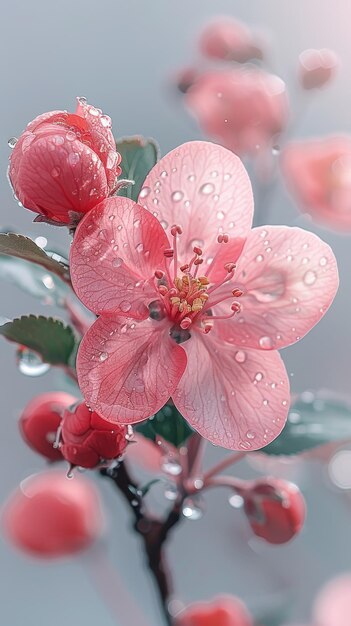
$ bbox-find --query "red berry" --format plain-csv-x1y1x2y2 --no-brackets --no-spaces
60,402,128,468
19,392,77,461
243,478,306,545
2,471,105,558
176,595,253,626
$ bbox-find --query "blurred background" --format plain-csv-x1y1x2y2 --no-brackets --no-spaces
1,1,351,625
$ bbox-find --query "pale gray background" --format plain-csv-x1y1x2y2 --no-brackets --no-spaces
1,1,351,625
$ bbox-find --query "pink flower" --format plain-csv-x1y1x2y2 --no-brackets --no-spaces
282,136,351,232
70,141,338,451
60,402,128,468
1,471,105,558
8,97,121,225
199,17,263,63
175,595,253,626
298,48,339,90
186,69,289,156
313,574,351,626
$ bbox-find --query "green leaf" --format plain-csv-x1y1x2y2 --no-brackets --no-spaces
0,255,70,305
0,315,76,366
136,402,193,448
0,233,70,282
262,392,351,456
116,136,159,202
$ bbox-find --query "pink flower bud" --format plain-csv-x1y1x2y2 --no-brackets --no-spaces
175,595,253,626
1,471,105,557
19,392,78,461
199,18,263,63
298,48,339,90
243,478,305,544
8,97,121,225
60,402,128,468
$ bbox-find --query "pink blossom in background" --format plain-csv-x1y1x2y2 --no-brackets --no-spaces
1,471,105,558
312,574,351,626
298,48,339,90
175,595,253,626
282,136,351,232
185,69,289,156
199,17,264,63
70,141,338,451
8,97,121,224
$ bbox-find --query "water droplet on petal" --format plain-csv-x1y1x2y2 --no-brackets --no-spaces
246,430,256,439
303,270,317,286
120,301,131,312
139,186,151,198
99,352,108,362
319,257,328,267
107,150,117,169
254,372,263,382
259,336,273,349
235,350,246,363
51,167,60,178
171,191,184,202
112,257,123,268
100,115,112,128
68,152,80,166
199,182,215,195
255,255,264,262
162,457,182,476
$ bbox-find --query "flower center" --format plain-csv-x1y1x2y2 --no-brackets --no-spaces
152,225,243,338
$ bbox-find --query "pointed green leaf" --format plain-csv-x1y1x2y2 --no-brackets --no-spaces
0,233,69,281
0,315,76,366
262,392,351,456
136,402,193,447
116,136,159,201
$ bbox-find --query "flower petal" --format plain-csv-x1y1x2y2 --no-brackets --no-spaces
173,331,290,450
70,196,170,317
76,316,187,424
216,225,339,350
138,141,253,260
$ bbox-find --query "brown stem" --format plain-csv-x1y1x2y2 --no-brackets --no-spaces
100,462,181,625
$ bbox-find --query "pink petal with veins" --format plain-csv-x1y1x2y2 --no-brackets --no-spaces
139,141,253,262
70,196,169,317
76,315,187,424
173,330,290,450
216,226,338,350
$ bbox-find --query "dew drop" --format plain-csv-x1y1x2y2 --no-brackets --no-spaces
17,349,50,377
228,494,244,508
107,150,117,169
120,301,131,312
136,243,143,253
199,182,215,195
303,270,317,286
187,174,196,182
99,352,108,362
160,170,168,178
255,254,264,263
112,257,123,268
68,152,80,166
162,457,182,476
254,372,263,382
319,257,328,267
66,131,76,141
182,497,204,521
246,430,256,440
51,167,60,178
171,191,184,202
160,220,168,229
224,173,232,181
259,336,273,349
100,115,112,128
139,186,151,198
8,137,17,149
216,210,225,219
235,350,246,363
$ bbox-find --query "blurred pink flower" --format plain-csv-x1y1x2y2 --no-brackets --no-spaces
313,574,351,626
199,17,263,63
8,97,121,225
298,48,339,90
282,136,351,232
175,595,253,626
70,141,338,451
186,69,289,156
2,471,104,558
